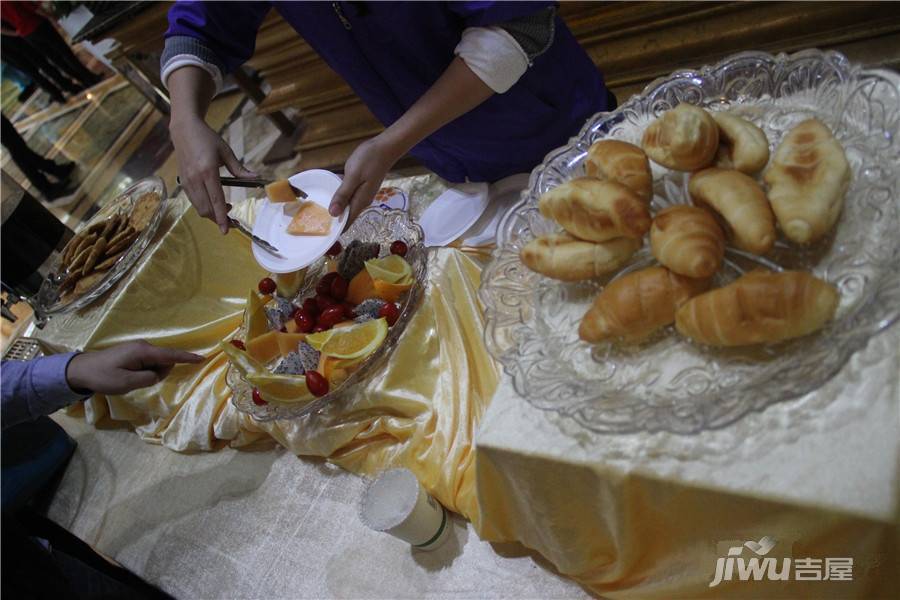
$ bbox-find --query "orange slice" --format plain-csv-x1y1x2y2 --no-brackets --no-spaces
319,318,387,360
347,269,376,304
246,372,313,403
373,279,412,302
287,202,331,236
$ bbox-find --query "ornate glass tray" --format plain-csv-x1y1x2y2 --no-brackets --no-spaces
228,208,427,421
480,50,900,434
34,176,168,323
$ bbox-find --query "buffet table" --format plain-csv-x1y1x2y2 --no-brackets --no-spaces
36,177,899,597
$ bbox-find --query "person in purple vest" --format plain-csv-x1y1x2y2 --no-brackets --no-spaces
162,1,612,231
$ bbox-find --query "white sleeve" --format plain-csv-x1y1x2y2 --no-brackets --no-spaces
161,54,224,93
454,26,530,94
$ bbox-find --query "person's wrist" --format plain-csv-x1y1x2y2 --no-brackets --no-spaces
65,352,93,395
373,129,410,165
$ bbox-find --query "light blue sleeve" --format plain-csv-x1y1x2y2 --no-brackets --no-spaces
1,353,87,430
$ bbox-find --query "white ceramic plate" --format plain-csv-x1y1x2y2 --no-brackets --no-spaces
418,182,489,247
251,169,348,273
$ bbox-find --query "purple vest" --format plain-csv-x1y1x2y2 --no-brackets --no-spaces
167,1,610,183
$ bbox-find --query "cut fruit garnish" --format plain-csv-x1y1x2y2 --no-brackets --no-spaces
246,372,314,403
372,279,412,303
245,289,269,340
305,327,339,351
364,255,411,284
318,317,388,360
219,340,266,378
287,202,331,236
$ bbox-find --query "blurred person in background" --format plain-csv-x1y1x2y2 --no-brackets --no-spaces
1,113,75,199
1,1,101,93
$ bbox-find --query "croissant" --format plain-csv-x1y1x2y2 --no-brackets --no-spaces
521,234,640,281
713,112,770,174
675,270,839,346
763,118,850,244
579,266,709,343
689,168,775,255
650,205,725,278
585,140,653,203
538,177,651,242
641,103,719,171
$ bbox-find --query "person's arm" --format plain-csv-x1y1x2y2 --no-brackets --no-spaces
161,1,270,233
167,66,255,233
1,341,203,430
329,7,558,222
330,57,494,222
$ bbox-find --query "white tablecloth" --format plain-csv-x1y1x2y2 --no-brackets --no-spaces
474,325,900,598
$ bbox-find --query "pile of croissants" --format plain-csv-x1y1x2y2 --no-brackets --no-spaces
521,103,851,347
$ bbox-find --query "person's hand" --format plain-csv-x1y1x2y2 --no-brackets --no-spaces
330,136,401,225
171,115,256,234
66,340,205,395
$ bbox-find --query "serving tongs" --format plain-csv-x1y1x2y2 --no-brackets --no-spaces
176,176,308,199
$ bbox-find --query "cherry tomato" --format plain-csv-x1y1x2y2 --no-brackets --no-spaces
342,302,356,320
390,240,408,257
230,339,246,351
302,297,319,315
305,370,329,397
326,241,342,257
294,310,314,333
318,306,345,328
379,302,400,326
291,306,303,320
316,293,336,312
316,272,340,296
330,275,348,301
258,277,276,295
252,388,268,406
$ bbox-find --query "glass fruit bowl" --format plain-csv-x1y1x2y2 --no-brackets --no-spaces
228,208,427,421
34,176,168,323
480,50,900,434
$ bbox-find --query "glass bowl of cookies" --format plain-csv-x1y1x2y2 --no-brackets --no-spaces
481,49,900,434
34,176,167,319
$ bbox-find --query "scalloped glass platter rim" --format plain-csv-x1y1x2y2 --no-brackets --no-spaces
480,49,900,435
34,176,168,319
227,208,428,421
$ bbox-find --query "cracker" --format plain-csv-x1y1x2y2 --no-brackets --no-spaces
81,237,108,277
99,214,120,240
61,233,83,267
74,271,106,296
95,249,126,270
108,225,135,248
129,192,161,231
68,244,92,272
107,229,139,255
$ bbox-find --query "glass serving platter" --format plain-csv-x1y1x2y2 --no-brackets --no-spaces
228,208,427,421
34,176,168,323
480,50,900,435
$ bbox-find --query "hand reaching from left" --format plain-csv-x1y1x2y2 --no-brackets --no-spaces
66,340,204,395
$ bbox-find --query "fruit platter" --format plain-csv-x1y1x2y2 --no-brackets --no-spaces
224,208,426,420
481,50,900,434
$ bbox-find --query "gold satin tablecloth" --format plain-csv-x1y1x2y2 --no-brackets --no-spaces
35,195,498,520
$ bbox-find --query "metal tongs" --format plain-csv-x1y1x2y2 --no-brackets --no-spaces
219,176,308,199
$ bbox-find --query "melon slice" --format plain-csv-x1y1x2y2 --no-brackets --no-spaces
275,270,304,297
245,289,269,340
246,330,280,364
275,332,307,357
287,202,331,236
265,179,298,203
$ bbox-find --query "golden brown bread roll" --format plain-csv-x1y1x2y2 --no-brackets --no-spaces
689,168,775,255
763,118,850,244
650,205,725,278
713,112,770,174
521,234,640,281
538,177,651,242
585,140,653,203
579,266,709,343
675,270,839,346
641,103,719,171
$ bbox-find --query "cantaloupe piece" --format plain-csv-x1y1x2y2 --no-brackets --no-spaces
287,202,331,236
265,179,297,203
275,332,307,357
284,318,299,334
246,330,280,364
246,290,270,340
347,269,376,304
373,279,412,302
